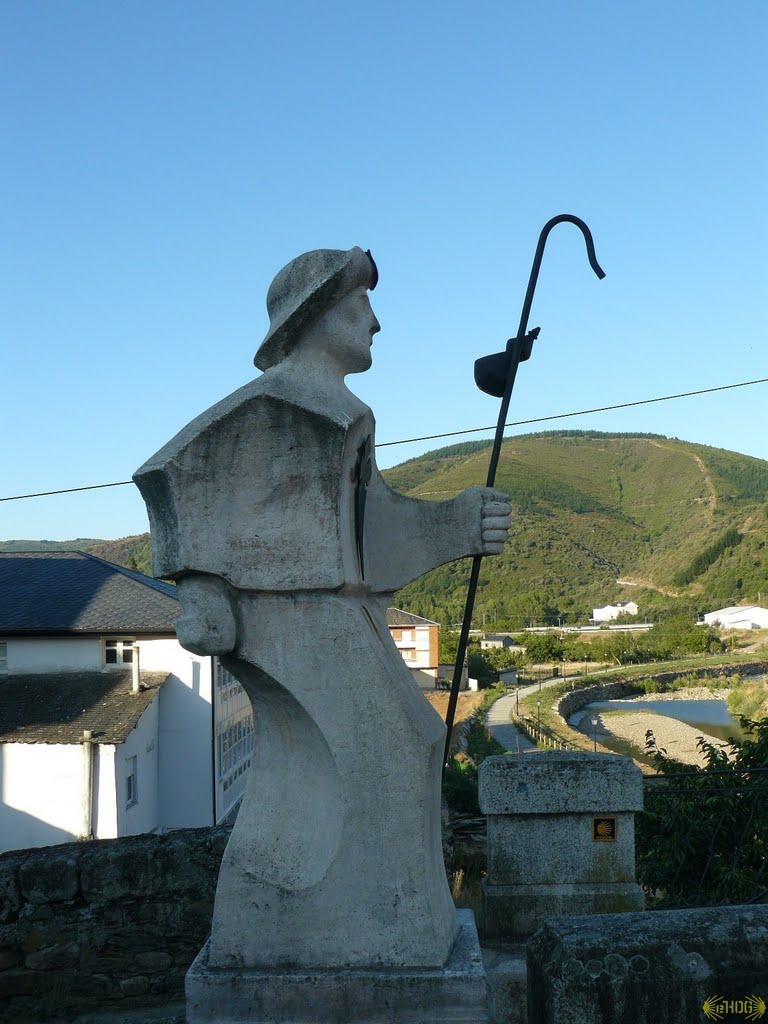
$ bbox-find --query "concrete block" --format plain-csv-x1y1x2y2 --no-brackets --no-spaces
483,882,644,941
480,753,644,940
186,910,487,1024
483,944,527,1024
479,752,643,816
527,905,768,1024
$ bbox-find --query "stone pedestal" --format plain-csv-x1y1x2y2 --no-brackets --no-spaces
185,909,487,1024
479,752,644,940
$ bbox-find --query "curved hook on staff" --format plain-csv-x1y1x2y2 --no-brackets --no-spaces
442,214,605,770
516,214,606,343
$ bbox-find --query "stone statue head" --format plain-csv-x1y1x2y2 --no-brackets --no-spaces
255,247,378,371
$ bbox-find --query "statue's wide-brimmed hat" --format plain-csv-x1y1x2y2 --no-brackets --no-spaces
255,247,378,371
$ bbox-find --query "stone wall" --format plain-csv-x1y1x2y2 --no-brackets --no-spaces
527,904,768,1024
0,826,230,1022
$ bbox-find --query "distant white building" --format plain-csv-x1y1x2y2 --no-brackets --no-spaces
386,607,440,689
592,601,639,623
480,634,523,651
0,550,253,853
702,605,768,630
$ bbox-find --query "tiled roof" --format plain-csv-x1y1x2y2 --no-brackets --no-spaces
0,551,179,634
386,607,439,627
0,670,169,744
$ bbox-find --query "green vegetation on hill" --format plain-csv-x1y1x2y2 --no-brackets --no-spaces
385,431,768,626
3,431,767,626
673,527,743,587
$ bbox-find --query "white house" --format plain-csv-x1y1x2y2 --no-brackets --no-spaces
702,605,768,630
480,634,524,652
386,607,440,689
0,551,253,852
592,601,639,623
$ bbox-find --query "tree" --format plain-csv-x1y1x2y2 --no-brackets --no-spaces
466,653,497,689
636,718,768,907
518,632,563,663
482,646,525,672
438,629,461,664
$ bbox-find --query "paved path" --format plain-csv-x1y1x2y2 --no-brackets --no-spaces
484,674,583,753
485,692,537,752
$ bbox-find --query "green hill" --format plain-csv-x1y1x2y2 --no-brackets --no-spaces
384,431,768,625
3,431,767,627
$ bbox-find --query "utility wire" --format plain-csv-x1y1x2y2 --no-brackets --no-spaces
375,376,768,448
2,376,767,504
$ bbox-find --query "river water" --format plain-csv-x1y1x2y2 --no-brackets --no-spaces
579,697,744,742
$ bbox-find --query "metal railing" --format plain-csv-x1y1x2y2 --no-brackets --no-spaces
513,714,569,750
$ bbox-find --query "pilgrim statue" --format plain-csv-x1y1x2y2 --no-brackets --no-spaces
134,247,510,973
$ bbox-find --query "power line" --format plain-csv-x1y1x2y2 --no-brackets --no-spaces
2,376,767,504
376,376,768,447
0,480,134,503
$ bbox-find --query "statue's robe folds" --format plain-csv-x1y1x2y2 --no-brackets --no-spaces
134,374,488,971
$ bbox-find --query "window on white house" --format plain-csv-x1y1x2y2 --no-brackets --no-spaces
0,642,7,672
104,639,135,667
400,630,413,643
126,756,138,808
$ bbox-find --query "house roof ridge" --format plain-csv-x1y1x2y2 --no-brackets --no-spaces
77,550,177,599
0,550,180,634
386,606,440,626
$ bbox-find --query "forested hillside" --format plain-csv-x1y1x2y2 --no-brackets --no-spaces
385,431,768,625
3,431,767,628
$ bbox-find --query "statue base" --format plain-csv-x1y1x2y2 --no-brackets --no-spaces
185,909,487,1024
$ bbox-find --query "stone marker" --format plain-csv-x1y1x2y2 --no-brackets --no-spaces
479,752,644,940
134,247,510,1023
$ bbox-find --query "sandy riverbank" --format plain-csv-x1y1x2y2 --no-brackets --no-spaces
569,690,739,766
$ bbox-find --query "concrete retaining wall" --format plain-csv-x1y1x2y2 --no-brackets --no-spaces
0,826,230,1022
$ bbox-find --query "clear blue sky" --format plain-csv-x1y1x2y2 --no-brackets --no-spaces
2,1,766,541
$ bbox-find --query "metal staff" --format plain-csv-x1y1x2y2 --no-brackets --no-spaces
442,214,606,768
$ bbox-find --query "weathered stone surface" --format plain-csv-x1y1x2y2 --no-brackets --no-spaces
484,882,644,941
18,902,57,924
480,753,644,940
19,853,79,903
527,905,768,1024
67,972,115,998
0,969,36,998
0,947,21,970
186,910,487,1024
120,975,150,996
136,951,174,972
0,827,226,1022
483,944,527,1024
479,752,643,815
79,831,222,902
25,940,79,970
0,867,21,926
487,814,638,886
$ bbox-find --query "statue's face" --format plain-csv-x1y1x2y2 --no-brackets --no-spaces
324,286,381,374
